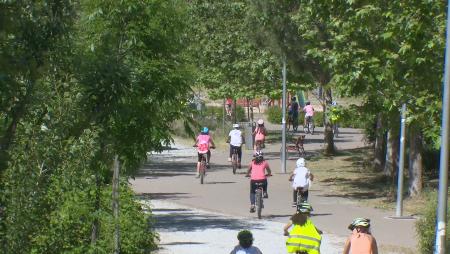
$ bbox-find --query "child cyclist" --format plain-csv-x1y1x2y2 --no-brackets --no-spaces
194,127,215,177
284,203,322,254
246,151,271,213
289,158,314,207
253,119,267,150
343,218,378,254
230,230,263,254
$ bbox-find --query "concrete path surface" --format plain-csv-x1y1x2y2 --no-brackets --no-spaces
131,123,417,253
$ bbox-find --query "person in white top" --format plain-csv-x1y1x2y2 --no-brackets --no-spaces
227,124,245,168
288,158,314,206
230,230,263,254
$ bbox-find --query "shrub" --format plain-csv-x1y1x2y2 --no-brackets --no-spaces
266,106,282,124
416,191,450,253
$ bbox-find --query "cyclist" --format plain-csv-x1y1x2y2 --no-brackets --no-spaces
246,151,271,213
289,158,314,207
291,97,300,131
227,123,245,168
226,97,233,116
343,218,378,254
284,203,322,254
253,119,267,150
230,230,263,254
303,101,314,128
194,127,215,177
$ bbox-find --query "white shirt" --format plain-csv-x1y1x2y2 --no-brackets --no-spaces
230,246,263,254
292,166,311,190
229,129,243,146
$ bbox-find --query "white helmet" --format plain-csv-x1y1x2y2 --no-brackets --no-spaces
257,119,264,125
296,158,305,167
233,123,239,128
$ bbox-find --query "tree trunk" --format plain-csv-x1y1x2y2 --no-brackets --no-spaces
323,87,335,155
408,128,423,197
91,173,101,244
384,130,399,178
246,98,250,121
374,114,386,170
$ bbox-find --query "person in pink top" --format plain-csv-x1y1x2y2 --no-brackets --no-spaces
194,127,216,178
245,151,272,213
343,218,378,254
303,101,315,126
253,119,267,150
226,98,233,116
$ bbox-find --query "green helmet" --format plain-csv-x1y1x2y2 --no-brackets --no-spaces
348,218,370,230
297,202,313,213
237,230,253,248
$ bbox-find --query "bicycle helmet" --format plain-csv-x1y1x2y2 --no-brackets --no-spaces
348,218,370,230
233,123,239,128
305,101,310,105
257,119,264,125
292,96,297,101
237,230,253,248
296,158,306,167
297,202,313,213
254,150,264,163
201,127,209,134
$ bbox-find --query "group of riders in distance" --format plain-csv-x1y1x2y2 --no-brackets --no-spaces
193,99,378,253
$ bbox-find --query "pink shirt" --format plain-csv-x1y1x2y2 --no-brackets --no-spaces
250,160,268,180
254,127,265,141
196,134,210,153
303,105,314,116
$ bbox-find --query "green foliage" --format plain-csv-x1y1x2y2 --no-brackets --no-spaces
1,0,191,252
266,106,282,124
416,191,450,253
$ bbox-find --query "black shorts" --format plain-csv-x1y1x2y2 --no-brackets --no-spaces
250,179,267,193
197,151,210,162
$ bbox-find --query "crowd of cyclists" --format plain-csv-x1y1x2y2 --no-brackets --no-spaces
192,99,377,253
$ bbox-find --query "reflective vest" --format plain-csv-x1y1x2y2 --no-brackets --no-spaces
286,219,321,254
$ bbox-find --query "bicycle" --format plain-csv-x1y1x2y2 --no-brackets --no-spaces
295,187,308,207
304,116,314,134
231,146,239,174
198,153,207,184
252,174,271,219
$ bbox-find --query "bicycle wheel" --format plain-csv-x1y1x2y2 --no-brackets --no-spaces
309,122,314,135
256,189,263,219
232,153,237,174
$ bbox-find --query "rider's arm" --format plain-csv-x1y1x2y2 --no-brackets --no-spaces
283,221,293,235
241,133,245,144
288,172,295,181
226,134,230,143
309,172,314,181
372,237,379,254
343,237,351,254
246,163,252,176
210,137,216,147
265,163,272,176
315,226,323,234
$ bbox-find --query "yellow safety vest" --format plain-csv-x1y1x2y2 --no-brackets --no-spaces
286,219,322,254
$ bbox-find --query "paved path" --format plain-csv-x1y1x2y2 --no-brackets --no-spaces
131,122,417,253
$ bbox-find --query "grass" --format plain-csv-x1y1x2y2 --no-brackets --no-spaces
308,147,438,216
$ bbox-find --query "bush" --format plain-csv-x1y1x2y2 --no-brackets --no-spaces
416,191,450,253
266,106,282,124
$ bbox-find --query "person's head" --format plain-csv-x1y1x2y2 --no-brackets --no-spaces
348,218,371,233
296,158,306,168
237,230,254,248
254,150,264,163
201,127,209,135
305,101,310,106
233,123,240,129
292,96,297,101
257,119,264,126
292,203,313,226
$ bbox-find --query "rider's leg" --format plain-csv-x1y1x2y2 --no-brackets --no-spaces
206,150,211,163
262,179,268,198
196,153,201,177
228,145,233,161
250,181,256,212
293,189,297,203
237,146,242,168
304,190,309,201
